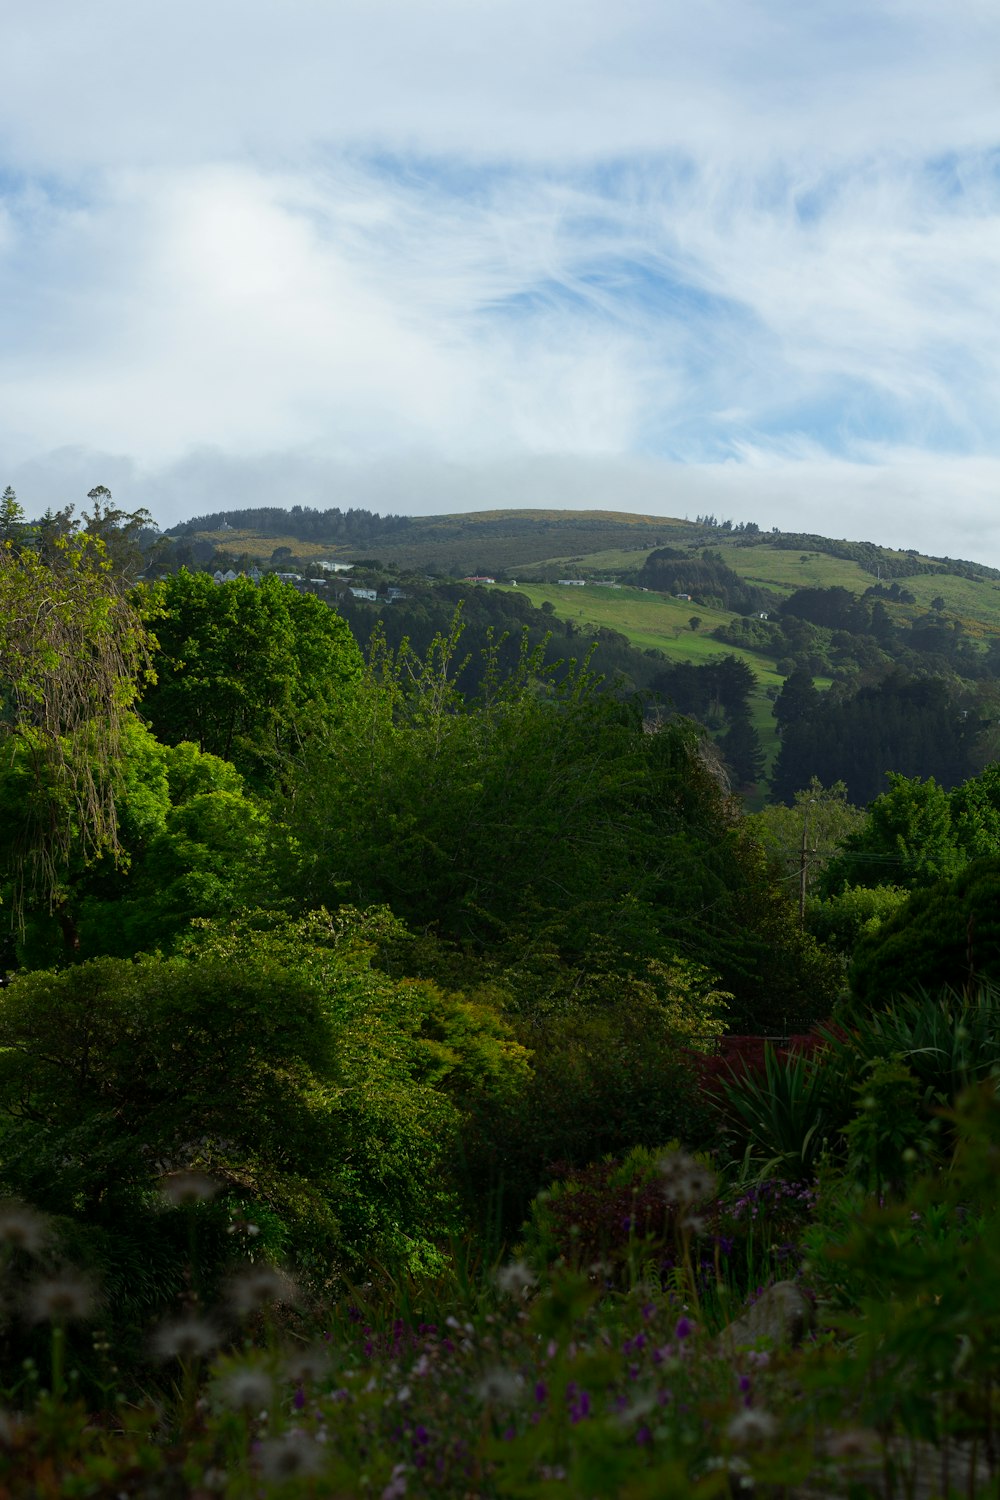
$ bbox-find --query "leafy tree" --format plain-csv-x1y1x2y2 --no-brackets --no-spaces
0,944,342,1319
0,906,532,1311
849,859,1000,1006
751,779,865,912
138,570,363,782
949,761,1000,859
824,773,965,895
4,724,278,967
281,617,838,1032
780,585,870,634
0,529,151,917
82,486,156,582
808,883,909,959
771,673,973,806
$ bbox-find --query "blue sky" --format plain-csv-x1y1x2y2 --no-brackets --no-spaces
3,1,1000,561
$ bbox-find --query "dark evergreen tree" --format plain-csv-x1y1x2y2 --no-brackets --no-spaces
772,667,819,736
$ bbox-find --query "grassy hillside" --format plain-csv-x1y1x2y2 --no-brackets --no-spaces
176,507,1000,798
493,581,804,783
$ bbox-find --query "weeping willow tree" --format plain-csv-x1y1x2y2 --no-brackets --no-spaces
0,513,151,928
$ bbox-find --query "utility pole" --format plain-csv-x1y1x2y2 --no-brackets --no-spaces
799,797,818,927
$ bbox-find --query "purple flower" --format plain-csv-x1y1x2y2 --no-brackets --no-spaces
636,1423,652,1446
534,1381,548,1404
293,1385,306,1411
569,1391,591,1423
674,1316,693,1341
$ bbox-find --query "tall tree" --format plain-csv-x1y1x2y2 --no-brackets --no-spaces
281,618,838,1031
0,530,150,918
0,486,25,545
82,486,156,582
138,570,363,782
822,772,964,894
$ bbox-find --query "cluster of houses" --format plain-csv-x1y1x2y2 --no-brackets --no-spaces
208,560,406,605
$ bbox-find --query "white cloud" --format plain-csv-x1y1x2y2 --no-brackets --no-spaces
4,2,1000,170
2,2,1000,561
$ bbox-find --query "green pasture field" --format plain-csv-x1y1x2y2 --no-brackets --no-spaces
715,543,877,595
715,542,1000,642
897,574,1000,636
513,546,658,576
200,530,339,561
497,582,782,684
494,582,791,791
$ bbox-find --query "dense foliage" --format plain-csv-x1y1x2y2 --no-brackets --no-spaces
4,498,1000,1494
634,546,776,615
138,570,363,782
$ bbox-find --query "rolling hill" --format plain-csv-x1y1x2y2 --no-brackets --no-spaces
161,506,1000,803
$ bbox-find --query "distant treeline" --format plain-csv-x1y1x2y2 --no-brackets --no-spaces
771,670,977,806
633,548,778,615
731,529,1000,584
337,580,669,702
170,505,412,544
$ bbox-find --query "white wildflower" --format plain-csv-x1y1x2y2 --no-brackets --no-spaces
658,1150,717,1206
256,1431,324,1481
726,1407,778,1446
159,1170,220,1207
475,1367,522,1406
217,1364,275,1412
227,1265,298,1316
151,1315,219,1363
27,1272,96,1324
382,1463,408,1499
0,1202,50,1255
495,1260,535,1298
824,1427,881,1461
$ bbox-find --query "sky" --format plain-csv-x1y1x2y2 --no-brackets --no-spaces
3,2,1000,562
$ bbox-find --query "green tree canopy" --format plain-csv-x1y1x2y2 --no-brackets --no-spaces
823,772,964,894
280,619,837,1031
0,529,150,916
4,723,279,968
849,858,1000,1006
0,908,531,1298
138,570,363,782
